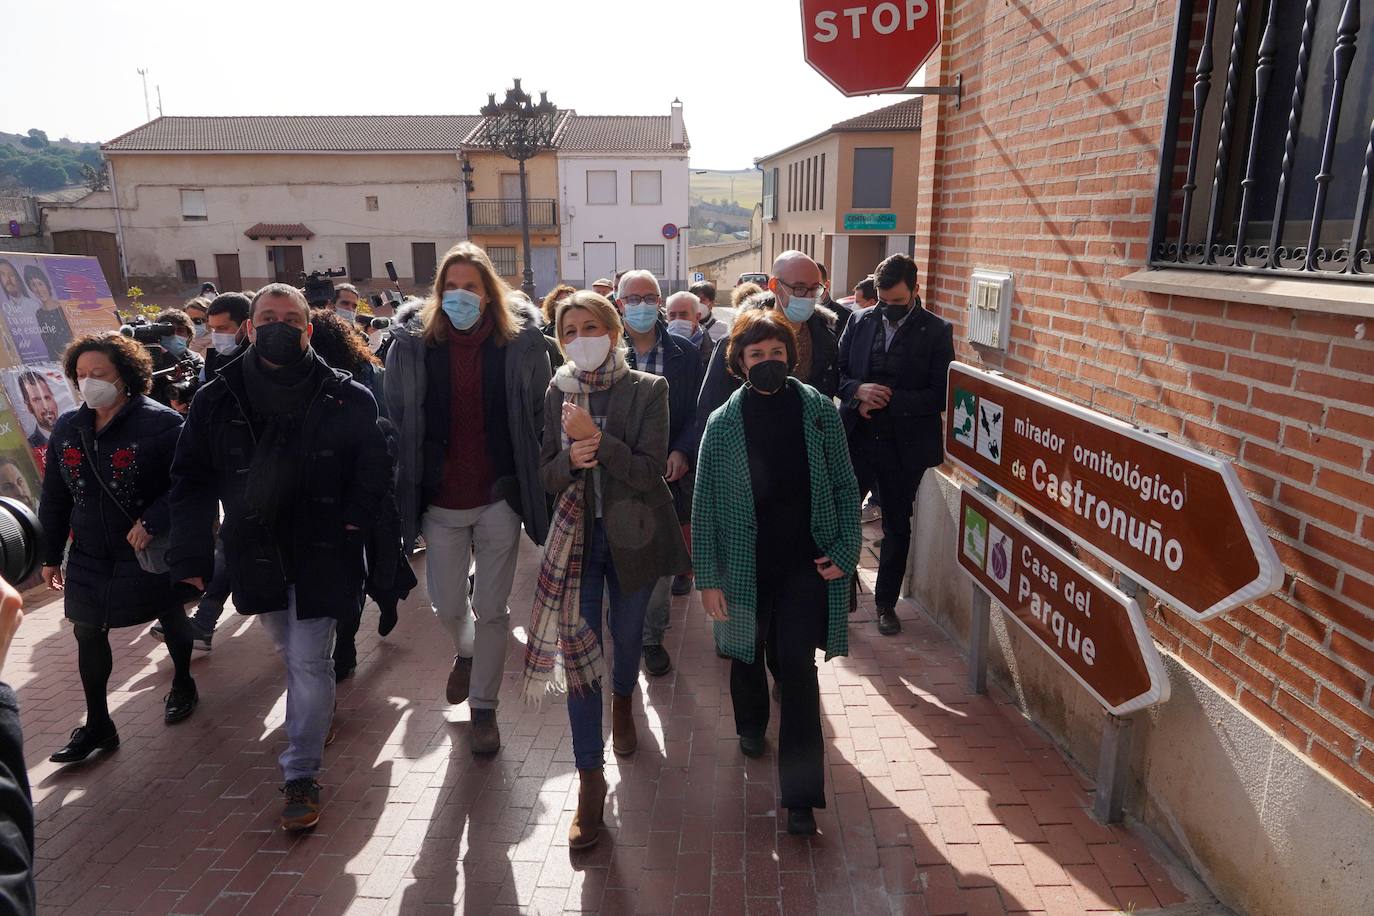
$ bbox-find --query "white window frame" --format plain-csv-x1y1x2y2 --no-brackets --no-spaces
586,170,617,205
634,244,666,276
630,170,662,206
180,188,207,221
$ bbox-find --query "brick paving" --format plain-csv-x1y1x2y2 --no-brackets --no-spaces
11,528,1204,914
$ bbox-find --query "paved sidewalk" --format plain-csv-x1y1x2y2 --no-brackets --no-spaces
12,530,1206,915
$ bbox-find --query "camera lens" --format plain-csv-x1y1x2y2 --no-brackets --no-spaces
0,497,43,584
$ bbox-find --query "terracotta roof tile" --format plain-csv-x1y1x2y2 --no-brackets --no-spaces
103,116,483,152
556,115,689,152
244,223,314,239
103,112,688,154
830,97,923,131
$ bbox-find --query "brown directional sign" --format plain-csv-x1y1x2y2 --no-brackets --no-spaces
946,362,1282,621
957,487,1169,714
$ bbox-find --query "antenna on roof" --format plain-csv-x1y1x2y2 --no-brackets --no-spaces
137,68,151,121
157,85,163,117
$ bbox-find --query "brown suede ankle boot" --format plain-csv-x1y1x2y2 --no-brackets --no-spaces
611,693,637,756
568,767,607,849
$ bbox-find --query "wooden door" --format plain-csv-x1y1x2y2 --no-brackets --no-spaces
215,253,242,292
500,173,522,225
411,242,437,288
346,242,372,280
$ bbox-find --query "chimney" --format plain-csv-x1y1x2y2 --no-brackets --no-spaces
670,98,685,149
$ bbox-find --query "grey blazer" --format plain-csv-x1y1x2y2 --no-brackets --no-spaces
540,370,690,595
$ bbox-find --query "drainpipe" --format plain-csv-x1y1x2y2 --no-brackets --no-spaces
108,158,130,290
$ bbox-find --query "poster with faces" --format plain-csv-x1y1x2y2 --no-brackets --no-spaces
0,254,120,366
0,363,79,471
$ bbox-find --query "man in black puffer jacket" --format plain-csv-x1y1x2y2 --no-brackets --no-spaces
168,283,392,833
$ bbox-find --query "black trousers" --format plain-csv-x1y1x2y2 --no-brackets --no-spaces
849,435,927,609
730,565,827,810
74,609,193,727
333,586,367,671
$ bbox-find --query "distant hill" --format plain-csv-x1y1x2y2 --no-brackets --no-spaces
0,129,103,193
690,169,761,245
690,168,762,212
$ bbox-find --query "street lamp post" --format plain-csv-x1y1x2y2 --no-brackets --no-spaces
478,79,559,299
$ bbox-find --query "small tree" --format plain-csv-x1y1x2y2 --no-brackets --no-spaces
17,159,65,191
20,129,49,150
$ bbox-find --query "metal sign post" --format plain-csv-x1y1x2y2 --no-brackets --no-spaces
967,480,997,694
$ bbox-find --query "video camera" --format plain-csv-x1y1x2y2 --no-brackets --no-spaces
119,317,200,384
301,268,347,308
119,316,179,345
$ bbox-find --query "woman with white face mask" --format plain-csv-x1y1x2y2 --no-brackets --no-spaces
522,291,689,850
37,333,200,765
383,243,552,757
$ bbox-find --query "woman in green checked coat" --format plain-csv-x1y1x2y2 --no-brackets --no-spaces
692,308,861,836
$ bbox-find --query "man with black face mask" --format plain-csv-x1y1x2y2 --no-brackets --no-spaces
836,253,954,636
168,283,392,832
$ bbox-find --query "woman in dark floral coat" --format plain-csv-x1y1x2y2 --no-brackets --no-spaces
38,333,200,765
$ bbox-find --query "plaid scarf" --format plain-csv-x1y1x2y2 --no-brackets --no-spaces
521,346,630,702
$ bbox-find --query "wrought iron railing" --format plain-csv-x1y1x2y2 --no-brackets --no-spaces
1150,0,1374,282
466,198,557,231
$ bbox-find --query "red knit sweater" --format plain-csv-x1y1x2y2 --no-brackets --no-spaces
432,314,495,510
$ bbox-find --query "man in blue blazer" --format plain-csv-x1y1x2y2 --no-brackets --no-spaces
837,253,955,636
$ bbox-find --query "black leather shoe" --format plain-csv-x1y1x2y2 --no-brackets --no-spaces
877,606,901,636
739,734,766,759
670,574,692,596
164,683,199,724
643,645,672,677
50,723,119,763
787,807,818,835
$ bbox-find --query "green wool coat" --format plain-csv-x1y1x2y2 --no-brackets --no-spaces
692,378,862,664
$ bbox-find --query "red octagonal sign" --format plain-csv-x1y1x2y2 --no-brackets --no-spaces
800,0,942,96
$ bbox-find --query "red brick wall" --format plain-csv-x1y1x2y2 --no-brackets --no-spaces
918,0,1374,803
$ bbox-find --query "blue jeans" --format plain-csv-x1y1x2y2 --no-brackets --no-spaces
193,537,230,629
567,521,653,770
257,588,337,782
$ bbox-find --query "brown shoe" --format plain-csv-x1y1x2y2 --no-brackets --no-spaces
280,778,322,831
470,708,500,755
446,655,472,705
568,767,607,849
611,692,637,756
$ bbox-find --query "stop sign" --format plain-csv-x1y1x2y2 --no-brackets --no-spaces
800,0,941,96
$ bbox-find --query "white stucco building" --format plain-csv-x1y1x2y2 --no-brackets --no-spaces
555,101,691,292
35,104,689,301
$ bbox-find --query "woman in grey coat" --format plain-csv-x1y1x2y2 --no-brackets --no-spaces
384,242,551,756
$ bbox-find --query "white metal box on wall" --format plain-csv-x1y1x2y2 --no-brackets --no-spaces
967,269,1013,350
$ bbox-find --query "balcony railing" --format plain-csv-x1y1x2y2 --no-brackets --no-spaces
466,198,558,231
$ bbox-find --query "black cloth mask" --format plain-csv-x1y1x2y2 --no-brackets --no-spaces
881,295,920,323
746,359,789,394
253,321,307,366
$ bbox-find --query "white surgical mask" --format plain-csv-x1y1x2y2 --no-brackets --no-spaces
696,301,711,319
336,308,356,324
667,319,696,338
565,335,612,371
211,331,240,355
79,376,122,410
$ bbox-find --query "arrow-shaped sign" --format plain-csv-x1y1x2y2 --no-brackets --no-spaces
946,362,1282,621
957,487,1169,714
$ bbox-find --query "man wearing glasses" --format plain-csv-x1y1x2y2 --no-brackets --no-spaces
836,253,954,636
691,250,841,458
616,270,703,677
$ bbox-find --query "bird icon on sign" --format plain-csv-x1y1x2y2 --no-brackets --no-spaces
976,398,1003,465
